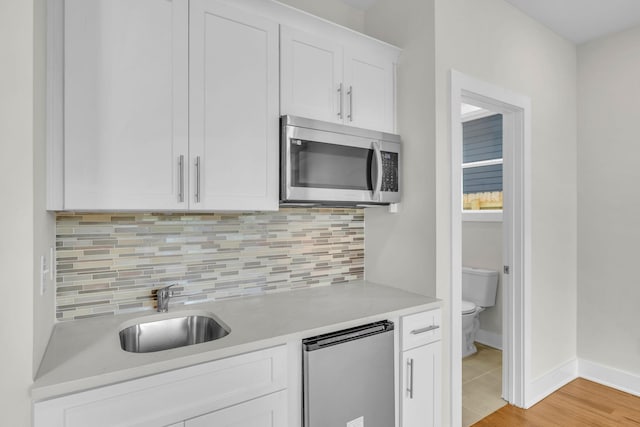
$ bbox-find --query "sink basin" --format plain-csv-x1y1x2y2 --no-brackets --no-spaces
119,314,230,353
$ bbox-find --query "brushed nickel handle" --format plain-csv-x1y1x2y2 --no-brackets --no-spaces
337,83,343,119
347,85,353,121
195,156,201,203
178,155,184,203
407,358,414,399
411,325,440,335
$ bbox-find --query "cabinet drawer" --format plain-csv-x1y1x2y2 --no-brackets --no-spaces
34,345,287,427
401,309,441,351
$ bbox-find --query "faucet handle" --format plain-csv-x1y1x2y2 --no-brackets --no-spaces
159,283,176,295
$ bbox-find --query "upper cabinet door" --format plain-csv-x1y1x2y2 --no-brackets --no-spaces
344,47,396,133
280,26,397,133
280,26,344,124
189,0,279,211
64,0,189,210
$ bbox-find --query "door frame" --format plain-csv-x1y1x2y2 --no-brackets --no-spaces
449,70,532,424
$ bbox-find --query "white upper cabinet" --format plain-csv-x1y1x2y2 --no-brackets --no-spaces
280,25,398,133
50,0,399,211
343,47,396,132
63,0,189,210
189,0,279,211
280,26,343,125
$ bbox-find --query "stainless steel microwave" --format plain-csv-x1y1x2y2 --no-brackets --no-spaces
280,115,401,206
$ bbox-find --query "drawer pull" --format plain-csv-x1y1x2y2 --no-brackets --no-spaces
410,325,439,335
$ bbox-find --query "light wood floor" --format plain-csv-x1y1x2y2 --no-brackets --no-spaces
473,378,640,426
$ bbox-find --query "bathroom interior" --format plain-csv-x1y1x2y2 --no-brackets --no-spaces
460,103,505,426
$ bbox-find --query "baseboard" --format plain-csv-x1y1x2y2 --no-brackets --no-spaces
526,359,578,408
475,329,502,350
579,359,640,397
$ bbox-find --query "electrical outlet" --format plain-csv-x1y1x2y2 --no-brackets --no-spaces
40,255,48,295
50,246,55,280
40,247,54,295
346,416,364,427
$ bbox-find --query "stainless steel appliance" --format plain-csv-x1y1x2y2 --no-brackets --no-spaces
281,115,401,206
302,320,395,427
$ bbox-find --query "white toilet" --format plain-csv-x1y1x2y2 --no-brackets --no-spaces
462,266,499,358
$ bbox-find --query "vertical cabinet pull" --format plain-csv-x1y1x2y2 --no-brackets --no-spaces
337,83,343,119
178,155,184,203
347,85,353,122
407,358,414,399
195,156,201,203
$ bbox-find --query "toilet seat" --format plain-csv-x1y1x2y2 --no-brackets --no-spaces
461,300,476,315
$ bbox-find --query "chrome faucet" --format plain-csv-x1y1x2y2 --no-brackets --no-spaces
156,284,176,312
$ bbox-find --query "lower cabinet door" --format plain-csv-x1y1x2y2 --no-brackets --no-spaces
185,391,287,427
401,343,441,427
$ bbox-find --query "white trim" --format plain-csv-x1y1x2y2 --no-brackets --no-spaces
506,358,640,410
450,70,532,425
526,359,578,408
476,329,502,350
461,108,495,123
46,0,64,210
579,359,640,398
450,72,464,427
462,210,503,222
462,158,503,169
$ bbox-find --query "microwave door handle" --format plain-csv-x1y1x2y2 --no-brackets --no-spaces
372,141,383,201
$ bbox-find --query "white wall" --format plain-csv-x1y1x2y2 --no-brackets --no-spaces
277,0,364,32
0,0,36,424
363,0,437,298
577,25,640,377
434,0,577,416
462,222,503,344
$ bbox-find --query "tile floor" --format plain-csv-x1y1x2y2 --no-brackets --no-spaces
462,343,507,427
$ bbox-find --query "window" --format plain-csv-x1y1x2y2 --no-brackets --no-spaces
462,113,503,219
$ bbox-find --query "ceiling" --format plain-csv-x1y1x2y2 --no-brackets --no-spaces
341,0,640,45
341,0,378,11
504,0,640,44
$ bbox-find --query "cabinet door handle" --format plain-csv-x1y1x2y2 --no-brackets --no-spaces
407,358,414,399
337,83,343,119
178,155,184,203
195,156,201,203
347,85,353,121
411,325,439,335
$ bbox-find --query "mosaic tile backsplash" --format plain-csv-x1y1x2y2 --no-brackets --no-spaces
56,208,364,321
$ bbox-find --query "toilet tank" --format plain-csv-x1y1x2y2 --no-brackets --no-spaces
462,267,499,307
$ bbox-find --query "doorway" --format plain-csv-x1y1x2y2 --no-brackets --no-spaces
459,102,506,426
449,70,532,426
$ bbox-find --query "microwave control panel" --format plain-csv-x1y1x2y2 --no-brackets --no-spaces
381,152,399,192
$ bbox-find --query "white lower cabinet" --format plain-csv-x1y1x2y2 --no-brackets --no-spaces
185,391,287,427
33,346,287,427
400,310,442,427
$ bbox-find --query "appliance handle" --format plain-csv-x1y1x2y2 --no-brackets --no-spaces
303,320,394,351
372,141,383,201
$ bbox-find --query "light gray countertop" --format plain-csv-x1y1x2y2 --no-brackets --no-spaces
32,281,440,401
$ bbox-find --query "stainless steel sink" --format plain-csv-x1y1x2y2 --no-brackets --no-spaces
119,314,230,353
